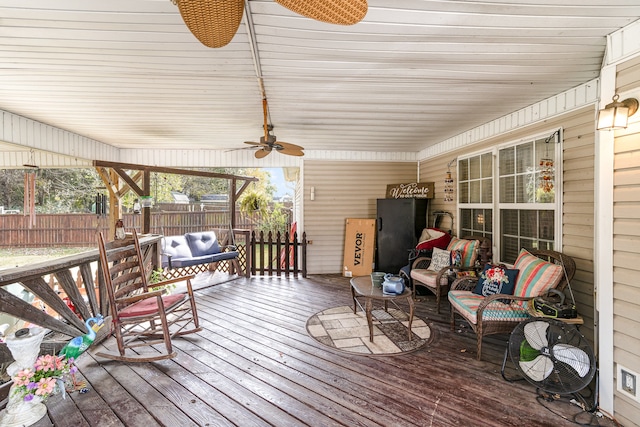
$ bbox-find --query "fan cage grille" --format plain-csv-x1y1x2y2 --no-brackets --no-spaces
508,318,596,395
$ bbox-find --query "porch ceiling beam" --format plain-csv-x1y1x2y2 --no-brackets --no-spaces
93,160,259,183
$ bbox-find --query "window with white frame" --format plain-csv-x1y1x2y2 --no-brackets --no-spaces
458,130,561,264
458,152,493,240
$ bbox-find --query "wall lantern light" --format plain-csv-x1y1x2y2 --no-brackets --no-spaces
597,94,639,130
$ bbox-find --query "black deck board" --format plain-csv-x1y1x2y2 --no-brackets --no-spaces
35,274,614,427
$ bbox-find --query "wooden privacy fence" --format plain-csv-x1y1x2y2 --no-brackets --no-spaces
250,230,307,278
0,212,258,247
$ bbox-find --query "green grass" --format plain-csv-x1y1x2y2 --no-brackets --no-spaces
0,247,94,270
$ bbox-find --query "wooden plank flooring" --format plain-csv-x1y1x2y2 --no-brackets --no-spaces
31,274,615,427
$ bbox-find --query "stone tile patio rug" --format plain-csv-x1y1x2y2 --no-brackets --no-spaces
306,306,432,356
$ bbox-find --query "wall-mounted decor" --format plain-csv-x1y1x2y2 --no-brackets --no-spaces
444,159,455,202
386,182,434,199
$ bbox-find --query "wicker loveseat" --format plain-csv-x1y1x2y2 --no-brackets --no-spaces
408,235,492,313
448,248,576,360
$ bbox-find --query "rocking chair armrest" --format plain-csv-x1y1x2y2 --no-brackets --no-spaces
152,275,195,288
116,289,165,305
450,276,479,292
412,256,432,270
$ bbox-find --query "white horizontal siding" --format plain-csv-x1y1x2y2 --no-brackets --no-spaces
304,160,418,274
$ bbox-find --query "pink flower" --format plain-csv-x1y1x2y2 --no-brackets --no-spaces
34,354,56,372
13,369,34,387
34,377,56,396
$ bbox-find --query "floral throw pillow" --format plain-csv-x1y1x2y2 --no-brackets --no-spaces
473,264,519,298
427,247,451,271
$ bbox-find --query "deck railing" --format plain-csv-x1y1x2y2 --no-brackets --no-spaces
250,230,307,278
0,233,253,362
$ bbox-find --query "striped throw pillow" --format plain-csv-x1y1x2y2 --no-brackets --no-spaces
512,248,563,300
446,237,479,268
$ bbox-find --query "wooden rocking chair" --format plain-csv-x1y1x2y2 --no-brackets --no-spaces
95,230,201,362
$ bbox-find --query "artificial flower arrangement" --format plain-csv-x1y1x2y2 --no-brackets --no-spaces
11,354,76,402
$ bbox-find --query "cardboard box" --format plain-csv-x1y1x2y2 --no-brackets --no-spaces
343,218,376,277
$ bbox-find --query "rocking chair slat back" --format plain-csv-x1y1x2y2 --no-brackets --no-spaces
96,231,201,363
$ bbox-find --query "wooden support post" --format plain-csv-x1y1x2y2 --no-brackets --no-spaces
109,170,121,239
142,169,151,234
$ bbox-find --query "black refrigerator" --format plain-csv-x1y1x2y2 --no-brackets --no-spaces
375,198,429,274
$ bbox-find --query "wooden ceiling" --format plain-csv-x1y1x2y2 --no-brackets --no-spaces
1,0,639,156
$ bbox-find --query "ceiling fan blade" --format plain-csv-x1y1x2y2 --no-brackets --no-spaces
278,147,305,157
174,0,243,48
523,320,550,350
255,148,271,159
275,141,304,151
244,141,265,147
275,0,368,25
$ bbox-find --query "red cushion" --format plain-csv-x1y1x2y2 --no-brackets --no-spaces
416,228,452,251
119,293,186,318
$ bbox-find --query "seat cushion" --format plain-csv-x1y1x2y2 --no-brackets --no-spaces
211,251,239,262
186,231,221,257
118,293,186,318
512,249,563,300
168,254,215,268
448,290,530,325
446,238,479,268
410,269,449,288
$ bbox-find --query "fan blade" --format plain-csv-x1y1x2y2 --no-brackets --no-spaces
553,344,591,378
275,141,304,151
276,0,368,25
244,141,265,147
519,355,554,382
278,147,304,157
175,0,243,48
523,321,550,350
255,148,271,159
519,339,540,363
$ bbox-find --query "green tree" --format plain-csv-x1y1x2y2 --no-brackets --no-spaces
0,170,26,210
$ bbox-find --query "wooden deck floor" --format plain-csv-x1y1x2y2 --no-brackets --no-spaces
33,274,614,427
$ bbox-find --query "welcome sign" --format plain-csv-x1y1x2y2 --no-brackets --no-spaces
342,218,376,277
386,182,434,199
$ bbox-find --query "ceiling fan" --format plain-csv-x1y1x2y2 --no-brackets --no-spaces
243,98,304,158
172,0,368,48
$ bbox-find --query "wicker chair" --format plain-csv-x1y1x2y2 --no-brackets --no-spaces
409,236,492,313
448,248,576,360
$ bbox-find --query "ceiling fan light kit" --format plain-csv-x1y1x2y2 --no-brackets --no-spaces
243,98,305,159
